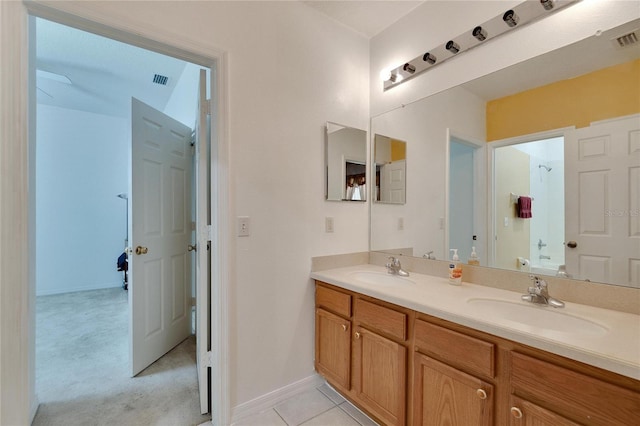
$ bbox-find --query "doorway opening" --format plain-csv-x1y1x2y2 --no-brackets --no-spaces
32,16,212,423
491,136,565,274
446,131,486,265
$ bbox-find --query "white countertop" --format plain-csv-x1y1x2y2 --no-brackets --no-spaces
311,264,640,380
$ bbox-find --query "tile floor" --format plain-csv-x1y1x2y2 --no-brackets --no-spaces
232,383,379,426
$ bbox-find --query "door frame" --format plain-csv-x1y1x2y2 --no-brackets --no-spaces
487,126,572,269
445,129,486,262
8,2,231,425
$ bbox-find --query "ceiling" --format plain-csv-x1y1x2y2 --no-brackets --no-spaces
36,18,189,118
462,18,640,101
303,1,424,38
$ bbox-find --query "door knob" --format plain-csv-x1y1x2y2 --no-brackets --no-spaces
566,241,577,248
135,246,148,255
188,244,197,252
476,389,487,399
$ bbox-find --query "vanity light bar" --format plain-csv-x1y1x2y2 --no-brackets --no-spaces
382,0,578,90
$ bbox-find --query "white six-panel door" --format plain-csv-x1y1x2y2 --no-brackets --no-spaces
380,160,406,204
565,114,640,286
130,98,193,376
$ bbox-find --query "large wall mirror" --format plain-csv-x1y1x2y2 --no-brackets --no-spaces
371,19,640,288
325,122,367,202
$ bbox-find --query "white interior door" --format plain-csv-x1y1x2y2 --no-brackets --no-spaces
195,69,211,414
130,98,193,376
380,160,406,203
565,114,640,286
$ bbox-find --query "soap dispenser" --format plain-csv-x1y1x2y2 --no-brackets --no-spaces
468,246,480,266
449,249,462,285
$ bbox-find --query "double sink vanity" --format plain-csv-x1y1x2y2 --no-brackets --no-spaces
311,260,640,425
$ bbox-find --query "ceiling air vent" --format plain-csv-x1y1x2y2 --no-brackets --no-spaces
612,30,639,48
152,74,169,85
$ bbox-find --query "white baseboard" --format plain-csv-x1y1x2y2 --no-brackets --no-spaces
231,373,324,424
36,281,122,296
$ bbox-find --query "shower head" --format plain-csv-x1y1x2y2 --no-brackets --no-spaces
117,193,128,200
538,165,552,172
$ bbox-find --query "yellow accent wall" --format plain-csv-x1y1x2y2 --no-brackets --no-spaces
487,59,640,141
390,139,406,161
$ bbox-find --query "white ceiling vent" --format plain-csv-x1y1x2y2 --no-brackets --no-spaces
612,30,639,49
152,74,169,85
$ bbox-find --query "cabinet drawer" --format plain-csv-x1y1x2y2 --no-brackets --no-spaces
316,283,351,318
414,319,495,378
511,352,640,426
355,298,407,341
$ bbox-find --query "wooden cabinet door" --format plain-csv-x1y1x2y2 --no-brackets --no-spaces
315,308,351,389
353,326,406,425
414,352,493,426
509,396,580,426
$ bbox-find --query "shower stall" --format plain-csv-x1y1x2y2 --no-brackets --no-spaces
493,136,565,275
526,137,565,274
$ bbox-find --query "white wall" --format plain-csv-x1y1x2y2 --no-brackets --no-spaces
29,0,370,413
371,85,486,260
163,62,202,128
370,0,640,116
36,104,129,295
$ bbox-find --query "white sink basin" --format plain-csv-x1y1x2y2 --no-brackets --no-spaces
467,298,608,337
349,271,415,287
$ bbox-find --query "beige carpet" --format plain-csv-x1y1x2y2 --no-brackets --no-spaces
33,288,210,426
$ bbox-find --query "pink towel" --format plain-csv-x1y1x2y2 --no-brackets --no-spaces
517,196,532,218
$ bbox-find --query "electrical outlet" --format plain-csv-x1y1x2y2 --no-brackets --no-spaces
238,216,250,237
398,217,404,230
439,217,445,230
325,217,334,233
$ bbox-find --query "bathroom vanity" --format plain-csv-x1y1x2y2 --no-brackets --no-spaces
311,265,640,426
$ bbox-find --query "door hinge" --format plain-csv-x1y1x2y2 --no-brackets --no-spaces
203,98,212,116
198,225,212,242
203,350,213,368
207,225,213,240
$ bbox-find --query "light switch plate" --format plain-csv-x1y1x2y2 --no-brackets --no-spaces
238,216,250,237
325,217,334,233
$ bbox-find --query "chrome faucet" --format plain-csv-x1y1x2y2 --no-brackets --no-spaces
423,251,436,260
522,275,564,308
537,238,547,250
386,256,410,277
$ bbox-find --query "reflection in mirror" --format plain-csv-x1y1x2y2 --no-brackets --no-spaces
371,19,640,287
492,137,564,275
374,134,406,204
325,122,367,202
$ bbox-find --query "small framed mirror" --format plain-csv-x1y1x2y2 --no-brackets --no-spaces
325,122,367,201
374,134,407,204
